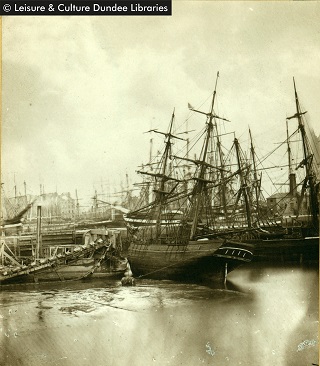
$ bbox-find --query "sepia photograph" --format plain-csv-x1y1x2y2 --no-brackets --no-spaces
1,1,319,365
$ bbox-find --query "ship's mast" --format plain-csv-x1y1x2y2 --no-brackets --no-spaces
286,119,297,196
213,114,228,221
288,78,318,230
293,78,309,175
137,110,184,238
234,137,252,228
286,120,293,176
249,128,261,224
188,72,230,239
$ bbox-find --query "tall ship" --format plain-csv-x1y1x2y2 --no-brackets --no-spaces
124,73,254,282
239,78,319,261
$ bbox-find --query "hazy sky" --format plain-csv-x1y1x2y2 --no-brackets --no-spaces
2,1,320,207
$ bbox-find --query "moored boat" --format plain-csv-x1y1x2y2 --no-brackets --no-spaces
243,78,319,261
0,228,127,284
124,73,254,283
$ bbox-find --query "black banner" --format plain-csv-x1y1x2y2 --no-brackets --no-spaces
0,0,172,15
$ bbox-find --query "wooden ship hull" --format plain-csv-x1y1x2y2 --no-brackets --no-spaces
127,239,254,282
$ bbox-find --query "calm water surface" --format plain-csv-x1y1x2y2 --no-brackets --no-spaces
0,262,318,366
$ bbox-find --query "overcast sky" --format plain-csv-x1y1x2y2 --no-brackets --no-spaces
2,1,320,207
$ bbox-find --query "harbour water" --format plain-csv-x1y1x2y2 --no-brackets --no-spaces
0,262,318,366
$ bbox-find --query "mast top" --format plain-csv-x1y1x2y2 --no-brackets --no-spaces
188,71,230,122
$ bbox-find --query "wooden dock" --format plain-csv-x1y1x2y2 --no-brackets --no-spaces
0,228,123,282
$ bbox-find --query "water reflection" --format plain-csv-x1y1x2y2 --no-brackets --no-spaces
0,262,318,366
36,301,44,322
228,262,319,366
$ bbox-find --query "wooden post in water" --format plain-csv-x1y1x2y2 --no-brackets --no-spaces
224,262,228,286
36,205,42,260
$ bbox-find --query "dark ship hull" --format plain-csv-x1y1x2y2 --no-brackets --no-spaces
247,236,319,262
127,239,254,282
